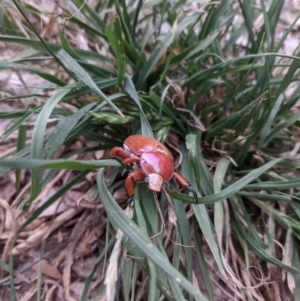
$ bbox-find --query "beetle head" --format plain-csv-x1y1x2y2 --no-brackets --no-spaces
145,173,164,192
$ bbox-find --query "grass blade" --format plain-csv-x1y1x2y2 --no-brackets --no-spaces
165,157,284,204
0,159,120,170
97,168,209,301
124,75,153,137
105,15,126,87
57,49,124,117
29,87,71,201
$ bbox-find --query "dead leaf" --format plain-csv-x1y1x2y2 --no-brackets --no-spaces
32,259,63,280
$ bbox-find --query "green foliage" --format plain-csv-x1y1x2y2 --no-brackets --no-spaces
0,0,299,300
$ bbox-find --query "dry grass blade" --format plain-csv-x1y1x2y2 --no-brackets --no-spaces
104,207,133,301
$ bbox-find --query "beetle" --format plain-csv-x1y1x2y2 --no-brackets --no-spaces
109,135,198,206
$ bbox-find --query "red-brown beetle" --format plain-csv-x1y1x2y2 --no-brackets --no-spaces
109,135,198,205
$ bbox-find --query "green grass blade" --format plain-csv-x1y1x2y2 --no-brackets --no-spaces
72,0,106,30
113,16,126,87
131,0,144,43
265,112,300,144
185,135,226,277
0,159,119,170
165,157,284,204
60,28,80,59
44,102,96,159
115,0,133,45
29,87,71,201
12,0,74,79
0,109,38,141
57,49,124,117
15,125,27,190
186,133,213,195
0,35,111,62
147,260,157,301
193,220,215,301
123,259,134,301
291,233,300,299
231,206,300,280
174,200,193,283
259,0,271,49
124,75,153,137
0,61,66,86
97,168,209,301
105,15,126,87
170,31,221,66
258,93,285,148
237,0,255,47
9,252,16,301
194,204,227,278
135,14,199,89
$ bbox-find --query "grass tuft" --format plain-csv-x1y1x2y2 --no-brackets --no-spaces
0,1,300,300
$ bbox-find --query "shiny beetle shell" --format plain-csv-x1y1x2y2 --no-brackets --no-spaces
124,135,173,160
140,152,174,182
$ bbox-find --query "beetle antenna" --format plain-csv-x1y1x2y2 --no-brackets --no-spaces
186,186,198,204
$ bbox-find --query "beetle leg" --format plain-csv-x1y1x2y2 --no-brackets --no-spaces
121,157,140,165
173,172,198,204
109,147,129,160
173,172,189,186
185,186,198,204
124,171,145,207
109,147,140,165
